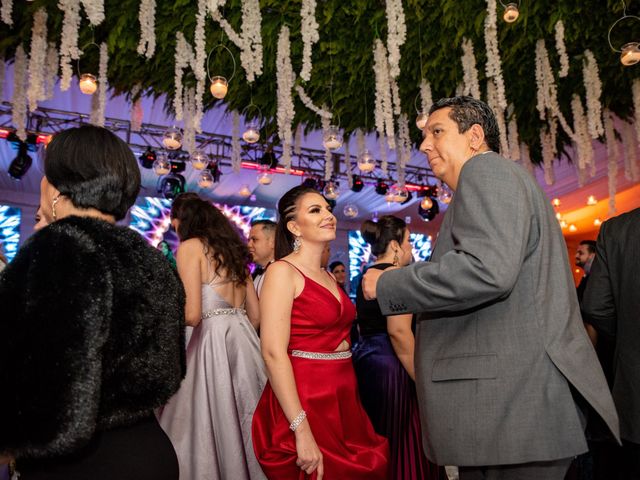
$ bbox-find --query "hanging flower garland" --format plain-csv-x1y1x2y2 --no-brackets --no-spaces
487,79,509,155
373,39,395,149
344,137,353,188
356,128,365,158
632,78,640,145
461,38,480,99
570,94,594,186
519,143,535,176
300,0,319,82
1,0,13,26
554,21,569,78
622,121,640,182
276,25,295,173
322,114,332,181
294,124,303,155
420,79,432,114
379,136,388,175
583,50,604,139
174,32,195,121
507,109,520,161
27,8,48,112
58,0,82,92
484,0,507,110
385,0,406,79
182,87,196,154
232,110,241,173
130,85,143,132
193,0,207,84
44,42,59,100
390,77,401,117
540,125,555,185
603,110,618,215
12,45,28,141
295,85,332,119
397,113,411,186
80,0,104,26
89,42,108,127
240,0,263,82
137,0,156,58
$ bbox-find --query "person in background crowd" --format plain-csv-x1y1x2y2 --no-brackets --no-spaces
0,125,186,480
157,240,177,269
34,205,47,231
252,185,388,479
0,246,6,273
159,193,266,480
320,242,331,270
248,219,276,297
329,261,347,292
575,240,597,304
354,215,445,480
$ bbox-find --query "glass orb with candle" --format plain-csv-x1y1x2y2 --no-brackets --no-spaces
239,184,252,198
323,126,343,150
503,3,519,23
323,181,340,200
198,170,215,189
343,204,359,218
620,42,640,66
79,73,97,95
242,121,260,144
162,126,182,150
190,149,207,170
210,76,228,99
153,154,172,176
416,112,428,129
357,150,376,172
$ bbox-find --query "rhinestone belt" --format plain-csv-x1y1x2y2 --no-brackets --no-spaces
201,308,246,319
290,349,352,360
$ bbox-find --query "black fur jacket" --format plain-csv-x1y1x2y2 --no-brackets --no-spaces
0,216,186,460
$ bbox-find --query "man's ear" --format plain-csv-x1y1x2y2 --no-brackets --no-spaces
469,123,487,150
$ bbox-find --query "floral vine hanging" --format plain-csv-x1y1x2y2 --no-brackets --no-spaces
344,138,353,188
1,0,12,26
322,114,332,181
484,0,507,110
12,45,27,141
487,79,509,155
420,79,432,114
390,77,401,117
58,0,82,92
603,110,618,215
373,39,395,149
519,143,535,176
232,110,242,173
300,0,319,82
397,114,411,185
461,38,481,99
182,87,197,154
583,50,604,139
174,32,195,121
385,0,406,79
276,25,295,173
379,136,388,175
507,109,520,161
27,8,48,112
295,85,332,119
554,21,569,78
89,42,108,127
137,0,156,58
130,85,143,132
80,0,104,26
632,78,640,143
540,125,555,185
294,124,302,155
44,42,59,100
570,94,594,186
622,121,640,181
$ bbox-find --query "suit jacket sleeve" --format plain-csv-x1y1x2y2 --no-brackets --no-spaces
377,157,530,316
581,221,617,336
0,224,111,460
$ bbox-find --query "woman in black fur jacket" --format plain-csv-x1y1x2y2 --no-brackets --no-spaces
0,126,186,479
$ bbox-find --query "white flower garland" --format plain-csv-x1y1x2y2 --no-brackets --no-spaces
240,0,262,82
80,0,104,25
583,50,604,139
1,0,12,26
632,78,640,145
232,110,241,173
487,79,509,156
294,124,302,155
554,21,569,78
194,0,207,82
484,0,507,110
397,113,411,186
58,0,82,92
0,60,5,100
385,0,406,79
28,8,48,112
295,85,332,119
44,42,59,100
137,0,156,58
622,120,640,181
461,38,480,99
130,86,143,132
174,32,195,121
603,110,618,215
379,136,388,175
420,79,432,114
519,143,534,176
540,125,555,186
276,26,294,173
344,138,353,188
507,110,520,161
373,39,395,149
90,42,108,127
182,87,196,154
12,45,28,141
300,0,318,82
390,77,401,117
321,114,332,180
356,128,365,158
570,94,594,185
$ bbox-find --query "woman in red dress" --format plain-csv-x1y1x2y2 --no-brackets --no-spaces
252,186,388,479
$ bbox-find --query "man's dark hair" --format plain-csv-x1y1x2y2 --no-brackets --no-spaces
251,219,277,236
579,240,597,255
429,96,501,154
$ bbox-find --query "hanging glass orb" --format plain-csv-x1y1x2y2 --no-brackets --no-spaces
384,189,396,203
323,181,340,200
437,182,453,204
503,3,519,23
420,197,434,210
257,169,273,185
343,204,359,218
323,126,343,150
210,76,228,99
357,149,376,172
393,185,409,203
620,42,640,66
78,73,97,95
242,121,260,144
152,153,171,176
416,112,428,129
190,149,207,170
198,170,215,189
238,184,252,197
162,126,182,150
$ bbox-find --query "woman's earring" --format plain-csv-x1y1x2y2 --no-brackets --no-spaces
51,195,61,221
392,250,399,266
293,236,302,253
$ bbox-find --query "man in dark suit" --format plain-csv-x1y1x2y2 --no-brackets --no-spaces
582,208,640,479
362,96,619,479
248,219,276,297
575,239,596,304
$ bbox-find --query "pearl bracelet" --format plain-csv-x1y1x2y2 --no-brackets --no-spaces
289,409,307,432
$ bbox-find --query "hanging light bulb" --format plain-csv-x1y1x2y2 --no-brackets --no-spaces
198,170,215,189
392,185,409,203
152,153,171,176
323,126,343,150
416,112,428,129
242,121,260,144
357,149,376,172
239,184,252,197
552,197,561,207
343,204,359,218
163,126,182,150
587,194,598,206
503,2,519,23
569,224,577,232
323,181,340,200
385,191,396,203
210,76,228,99
437,182,453,204
620,42,640,66
190,149,207,170
257,166,272,185
420,197,434,210
78,73,97,95
594,218,602,227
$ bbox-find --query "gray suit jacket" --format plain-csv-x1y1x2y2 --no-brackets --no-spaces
377,153,619,467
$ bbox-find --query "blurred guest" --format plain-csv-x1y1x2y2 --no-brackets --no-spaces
575,240,597,303
248,219,276,297
0,246,6,273
329,261,347,292
320,242,331,269
353,215,444,480
0,125,186,480
159,193,266,480
157,240,177,269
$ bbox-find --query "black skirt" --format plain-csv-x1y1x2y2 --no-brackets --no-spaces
17,416,178,480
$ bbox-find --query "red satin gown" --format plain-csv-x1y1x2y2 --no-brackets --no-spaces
252,261,389,479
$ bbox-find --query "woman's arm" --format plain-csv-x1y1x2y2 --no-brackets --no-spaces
260,262,323,478
387,313,416,380
245,276,260,330
176,239,204,327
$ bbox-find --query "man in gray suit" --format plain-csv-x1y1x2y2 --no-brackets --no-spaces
362,96,619,479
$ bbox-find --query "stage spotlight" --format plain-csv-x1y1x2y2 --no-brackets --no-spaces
8,142,33,180
259,149,278,169
375,179,389,195
139,147,157,169
158,173,186,200
351,175,364,192
418,196,439,221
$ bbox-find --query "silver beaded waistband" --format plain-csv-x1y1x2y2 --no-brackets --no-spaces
201,308,246,319
290,349,352,360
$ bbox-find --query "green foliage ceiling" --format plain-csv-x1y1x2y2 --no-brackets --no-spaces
1,0,639,163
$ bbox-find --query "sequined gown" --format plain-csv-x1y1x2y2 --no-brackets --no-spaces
159,275,267,480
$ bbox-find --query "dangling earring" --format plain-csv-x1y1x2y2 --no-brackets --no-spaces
293,236,302,253
392,249,399,266
51,195,61,221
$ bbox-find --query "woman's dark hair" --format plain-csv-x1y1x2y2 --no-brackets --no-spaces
45,126,141,220
275,185,323,259
170,193,250,284
361,215,407,257
329,261,345,273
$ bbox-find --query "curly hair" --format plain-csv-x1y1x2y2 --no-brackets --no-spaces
170,193,250,285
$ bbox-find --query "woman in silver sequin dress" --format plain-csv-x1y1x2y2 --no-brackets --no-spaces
158,193,267,480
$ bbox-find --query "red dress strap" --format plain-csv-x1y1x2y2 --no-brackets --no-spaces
277,259,307,278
